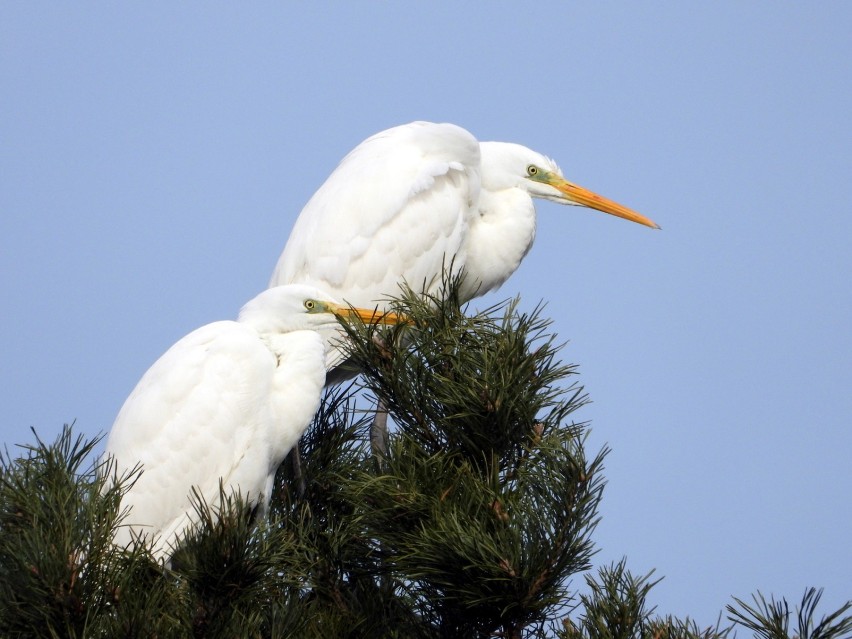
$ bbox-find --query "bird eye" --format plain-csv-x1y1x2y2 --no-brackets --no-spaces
304,300,316,311
527,165,538,176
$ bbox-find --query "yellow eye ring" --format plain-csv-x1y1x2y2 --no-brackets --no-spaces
527,165,538,176
304,300,316,310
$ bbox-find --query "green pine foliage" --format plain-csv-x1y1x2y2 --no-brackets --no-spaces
339,287,602,638
559,560,729,639
726,589,852,639
0,427,178,637
0,286,849,637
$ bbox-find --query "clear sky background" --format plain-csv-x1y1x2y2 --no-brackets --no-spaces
2,3,850,627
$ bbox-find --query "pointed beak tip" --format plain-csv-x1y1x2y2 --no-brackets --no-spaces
554,179,659,230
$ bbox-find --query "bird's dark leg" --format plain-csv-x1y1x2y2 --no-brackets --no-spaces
370,397,389,458
288,447,307,500
369,330,392,459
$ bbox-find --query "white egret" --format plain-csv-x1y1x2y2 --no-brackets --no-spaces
270,121,659,377
104,284,403,560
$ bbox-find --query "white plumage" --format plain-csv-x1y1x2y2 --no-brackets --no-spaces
272,122,479,305
270,121,659,374
105,284,402,560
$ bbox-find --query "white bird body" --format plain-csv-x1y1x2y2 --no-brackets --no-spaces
270,122,659,374
105,285,401,559
272,122,480,304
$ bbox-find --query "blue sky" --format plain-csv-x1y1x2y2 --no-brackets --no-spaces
2,3,850,626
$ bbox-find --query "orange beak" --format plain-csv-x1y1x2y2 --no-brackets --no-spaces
546,173,660,229
333,305,410,326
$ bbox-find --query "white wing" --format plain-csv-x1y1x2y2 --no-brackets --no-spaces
105,321,323,556
270,121,482,307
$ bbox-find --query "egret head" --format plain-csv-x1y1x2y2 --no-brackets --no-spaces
480,141,659,229
238,285,405,334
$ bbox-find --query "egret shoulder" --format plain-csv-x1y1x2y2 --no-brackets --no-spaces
270,122,482,306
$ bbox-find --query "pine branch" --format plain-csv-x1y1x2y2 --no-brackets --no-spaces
560,561,730,639
339,280,603,637
2,281,846,638
0,424,177,637
268,387,426,637
727,589,852,639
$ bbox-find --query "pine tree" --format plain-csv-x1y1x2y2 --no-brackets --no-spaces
333,288,602,638
0,286,849,638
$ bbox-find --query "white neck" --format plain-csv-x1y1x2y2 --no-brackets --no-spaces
262,330,327,461
459,187,537,301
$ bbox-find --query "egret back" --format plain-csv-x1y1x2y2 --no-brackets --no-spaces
270,121,482,308
105,322,326,558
